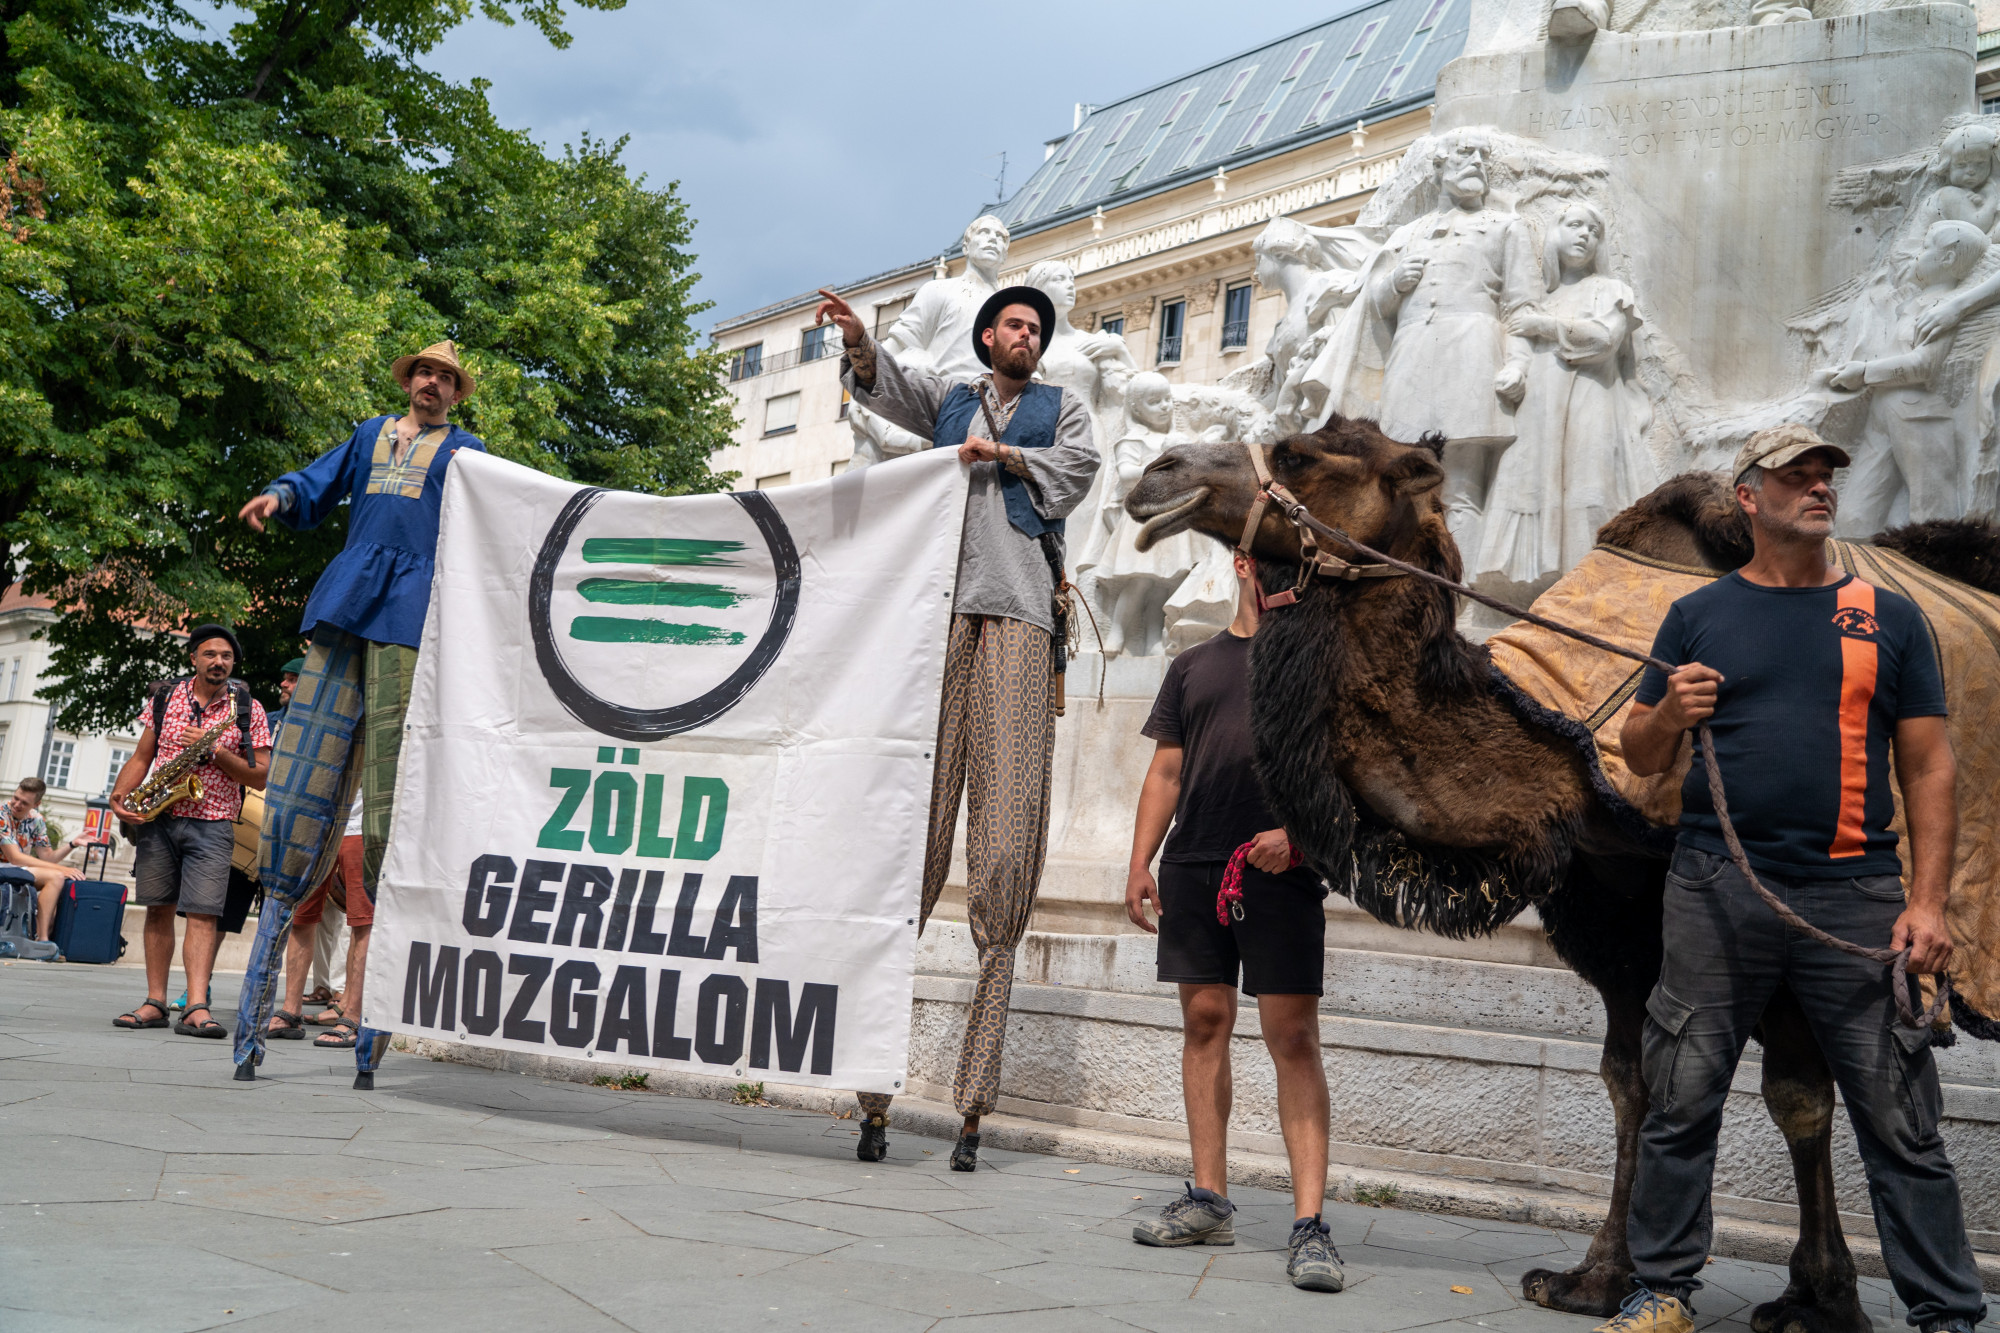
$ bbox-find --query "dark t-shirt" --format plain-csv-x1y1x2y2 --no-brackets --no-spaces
1635,571,1946,878
1142,631,1284,864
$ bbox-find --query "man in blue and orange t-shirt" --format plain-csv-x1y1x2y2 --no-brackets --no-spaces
1602,426,1984,1333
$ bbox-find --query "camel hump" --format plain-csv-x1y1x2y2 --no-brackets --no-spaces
1869,518,2000,597
1594,472,1753,573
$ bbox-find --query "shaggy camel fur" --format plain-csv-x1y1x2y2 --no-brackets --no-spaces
1123,420,1998,1331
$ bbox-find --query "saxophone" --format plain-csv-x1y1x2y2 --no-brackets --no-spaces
125,711,238,822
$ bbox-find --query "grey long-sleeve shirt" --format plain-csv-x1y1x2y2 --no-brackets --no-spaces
843,335,1099,633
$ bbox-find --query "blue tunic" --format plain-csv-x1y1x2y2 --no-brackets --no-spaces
267,416,486,648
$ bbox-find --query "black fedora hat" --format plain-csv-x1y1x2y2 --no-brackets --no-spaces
971,285,1057,368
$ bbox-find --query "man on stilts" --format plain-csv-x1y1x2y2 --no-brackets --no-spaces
816,282,1099,1170
230,342,486,1089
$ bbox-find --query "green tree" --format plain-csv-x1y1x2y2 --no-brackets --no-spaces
0,0,736,732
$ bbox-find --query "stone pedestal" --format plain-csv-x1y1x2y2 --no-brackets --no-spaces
1434,5,1975,407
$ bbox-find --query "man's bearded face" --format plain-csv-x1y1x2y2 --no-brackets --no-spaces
406,362,458,414
987,306,1042,377
192,642,234,685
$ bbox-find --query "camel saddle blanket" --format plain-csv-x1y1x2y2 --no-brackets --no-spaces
1487,542,2000,1039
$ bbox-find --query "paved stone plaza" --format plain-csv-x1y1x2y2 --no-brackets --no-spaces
1,964,1924,1332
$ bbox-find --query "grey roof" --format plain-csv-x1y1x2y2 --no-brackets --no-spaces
997,0,1465,236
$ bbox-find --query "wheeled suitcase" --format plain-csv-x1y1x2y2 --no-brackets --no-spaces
52,843,127,964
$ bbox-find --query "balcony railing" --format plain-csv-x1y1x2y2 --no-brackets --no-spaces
1220,318,1250,349
727,338,842,383
1156,334,1183,364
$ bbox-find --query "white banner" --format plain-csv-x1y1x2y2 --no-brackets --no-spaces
363,449,966,1092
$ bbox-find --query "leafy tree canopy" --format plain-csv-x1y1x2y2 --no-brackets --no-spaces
0,0,738,732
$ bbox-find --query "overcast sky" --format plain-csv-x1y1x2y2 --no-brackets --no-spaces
422,2,1361,331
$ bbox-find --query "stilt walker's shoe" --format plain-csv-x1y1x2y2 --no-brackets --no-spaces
949,1131,980,1172
353,1071,374,1091
232,1062,256,1083
856,1115,888,1162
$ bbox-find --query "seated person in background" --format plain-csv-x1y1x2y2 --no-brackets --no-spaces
1,777,94,942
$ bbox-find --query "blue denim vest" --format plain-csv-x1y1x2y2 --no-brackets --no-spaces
932,382,1063,539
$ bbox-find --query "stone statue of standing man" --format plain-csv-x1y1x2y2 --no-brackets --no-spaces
1362,132,1538,557
848,216,1012,470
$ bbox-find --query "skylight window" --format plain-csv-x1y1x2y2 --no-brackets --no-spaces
1370,0,1455,106
1174,66,1257,172
1060,109,1142,210
1111,88,1198,192
1017,127,1093,219
1299,19,1384,129
1235,42,1319,151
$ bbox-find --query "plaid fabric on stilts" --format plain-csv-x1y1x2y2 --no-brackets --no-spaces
257,627,367,906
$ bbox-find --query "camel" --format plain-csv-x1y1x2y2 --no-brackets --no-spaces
1122,418,2000,1332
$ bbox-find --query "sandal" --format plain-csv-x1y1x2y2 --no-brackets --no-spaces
114,999,171,1030
307,1001,349,1026
268,1010,306,1040
314,1020,358,1049
174,1002,226,1039
304,985,334,1005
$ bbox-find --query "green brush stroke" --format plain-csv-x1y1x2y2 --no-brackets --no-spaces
569,617,746,646
578,577,744,609
581,537,744,566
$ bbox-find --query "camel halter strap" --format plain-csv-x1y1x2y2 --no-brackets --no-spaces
1241,443,1951,1034
1240,443,1406,609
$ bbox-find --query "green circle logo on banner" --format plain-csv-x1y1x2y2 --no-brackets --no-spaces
529,487,801,741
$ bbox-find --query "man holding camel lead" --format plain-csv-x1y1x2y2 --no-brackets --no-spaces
1607,425,1983,1333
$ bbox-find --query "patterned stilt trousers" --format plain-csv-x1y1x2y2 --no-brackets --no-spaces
858,613,1055,1120
233,627,414,1076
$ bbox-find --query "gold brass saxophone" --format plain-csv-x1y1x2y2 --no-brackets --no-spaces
125,711,238,822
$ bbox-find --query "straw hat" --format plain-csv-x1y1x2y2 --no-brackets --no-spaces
391,340,476,400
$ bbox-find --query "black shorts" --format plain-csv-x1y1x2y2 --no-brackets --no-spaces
1155,859,1327,996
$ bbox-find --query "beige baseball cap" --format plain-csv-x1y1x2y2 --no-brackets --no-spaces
1731,424,1849,484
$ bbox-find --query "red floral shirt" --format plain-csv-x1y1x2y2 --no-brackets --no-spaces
134,680,273,821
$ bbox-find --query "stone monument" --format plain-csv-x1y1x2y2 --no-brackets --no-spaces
847,215,1011,471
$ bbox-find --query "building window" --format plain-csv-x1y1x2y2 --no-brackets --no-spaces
873,298,910,339
1059,109,1141,212
1221,284,1253,348
1156,301,1186,364
839,388,851,420
1300,19,1385,128
763,392,800,437
104,746,133,794
1099,315,1125,337
801,325,834,362
1236,43,1319,151
1371,0,1455,106
755,472,792,489
1984,95,2000,114
43,739,73,790
1113,87,1198,192
728,343,764,382
1175,68,1256,172
5,657,18,701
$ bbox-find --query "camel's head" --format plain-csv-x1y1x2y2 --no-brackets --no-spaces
1125,416,1450,570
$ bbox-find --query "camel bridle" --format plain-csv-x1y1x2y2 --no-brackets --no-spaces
1234,441,1953,1034
1238,442,1407,608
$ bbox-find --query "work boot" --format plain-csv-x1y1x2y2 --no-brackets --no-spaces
1594,1288,1695,1333
1287,1214,1345,1291
1132,1182,1236,1247
856,1114,888,1162
949,1131,980,1172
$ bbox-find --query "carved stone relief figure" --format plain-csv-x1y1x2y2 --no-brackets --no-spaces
1025,259,1138,548
1821,220,1993,533
1079,374,1199,658
1474,201,1657,603
846,215,1010,470
1330,130,1539,558
1245,218,1377,435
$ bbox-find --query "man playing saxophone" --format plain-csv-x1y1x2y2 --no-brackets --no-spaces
108,625,272,1038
